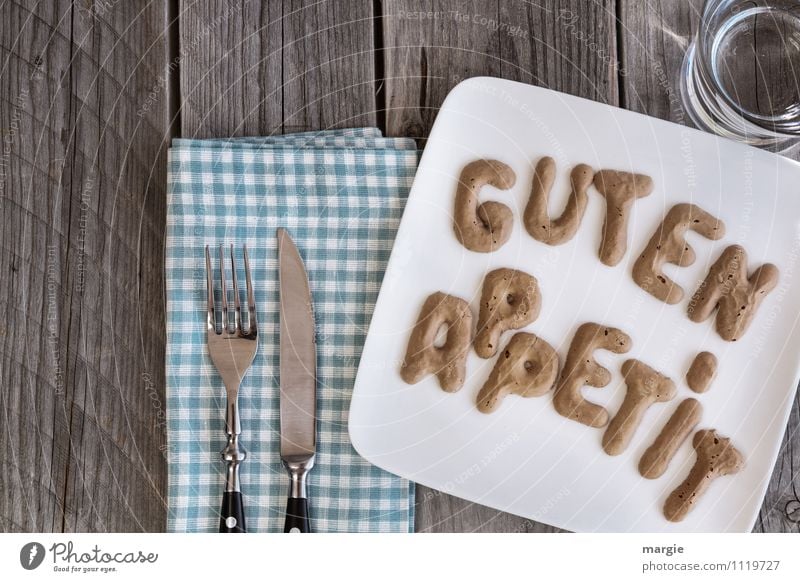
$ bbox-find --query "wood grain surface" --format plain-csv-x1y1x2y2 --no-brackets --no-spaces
1,0,797,532
383,0,619,142
179,0,378,136
0,0,168,532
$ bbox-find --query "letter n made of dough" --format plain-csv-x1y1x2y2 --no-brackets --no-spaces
687,244,779,341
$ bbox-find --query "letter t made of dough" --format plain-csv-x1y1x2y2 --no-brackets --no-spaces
594,169,654,266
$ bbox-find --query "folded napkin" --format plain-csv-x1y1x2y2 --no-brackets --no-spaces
166,128,418,532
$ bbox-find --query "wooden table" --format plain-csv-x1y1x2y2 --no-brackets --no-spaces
1,0,798,533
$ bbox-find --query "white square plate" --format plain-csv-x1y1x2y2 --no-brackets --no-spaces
349,77,800,532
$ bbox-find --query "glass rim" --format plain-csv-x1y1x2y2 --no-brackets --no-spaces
692,0,800,138
682,45,800,152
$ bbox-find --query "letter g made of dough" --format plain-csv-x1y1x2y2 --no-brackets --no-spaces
453,159,517,253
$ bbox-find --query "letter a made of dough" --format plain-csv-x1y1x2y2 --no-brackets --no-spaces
401,292,473,392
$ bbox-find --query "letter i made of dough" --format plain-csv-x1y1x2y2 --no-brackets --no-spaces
633,203,725,304
687,244,779,341
400,292,473,393
602,359,676,456
593,169,654,266
474,268,541,359
552,323,632,428
453,159,517,253
663,429,744,522
639,398,702,479
476,332,560,413
523,156,594,245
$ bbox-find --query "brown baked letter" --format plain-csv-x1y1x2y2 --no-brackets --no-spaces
639,398,702,479
553,323,632,427
602,359,676,456
594,170,654,266
664,429,744,522
633,203,725,304
477,332,560,413
523,157,594,245
688,244,779,341
400,292,473,393
453,159,517,253
475,268,541,359
686,352,717,393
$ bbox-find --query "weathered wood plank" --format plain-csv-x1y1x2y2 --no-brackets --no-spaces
619,0,800,533
1,0,77,533
383,0,619,141
62,0,169,533
179,0,281,138
384,0,618,532
617,0,701,124
0,0,169,531
757,401,800,533
282,0,378,132
180,0,377,137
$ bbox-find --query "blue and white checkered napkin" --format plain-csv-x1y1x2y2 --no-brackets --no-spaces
165,128,418,532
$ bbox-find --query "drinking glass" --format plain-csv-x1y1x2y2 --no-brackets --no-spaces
681,0,800,153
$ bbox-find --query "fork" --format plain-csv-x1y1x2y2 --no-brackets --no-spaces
205,244,258,533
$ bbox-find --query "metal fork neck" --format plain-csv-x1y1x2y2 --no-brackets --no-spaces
224,397,242,435
221,397,247,492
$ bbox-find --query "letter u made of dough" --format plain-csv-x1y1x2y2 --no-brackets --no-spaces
687,244,779,341
476,332,560,413
400,292,473,393
553,322,632,427
523,157,594,245
453,159,517,253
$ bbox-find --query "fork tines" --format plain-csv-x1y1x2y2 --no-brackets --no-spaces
205,244,257,338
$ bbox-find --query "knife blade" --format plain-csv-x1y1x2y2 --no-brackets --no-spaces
277,227,317,533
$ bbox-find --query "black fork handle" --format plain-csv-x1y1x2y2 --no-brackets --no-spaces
219,491,246,533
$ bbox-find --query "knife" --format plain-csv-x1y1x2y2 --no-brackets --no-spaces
277,228,317,533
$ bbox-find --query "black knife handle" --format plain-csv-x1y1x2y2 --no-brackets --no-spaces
284,497,310,533
219,491,246,533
